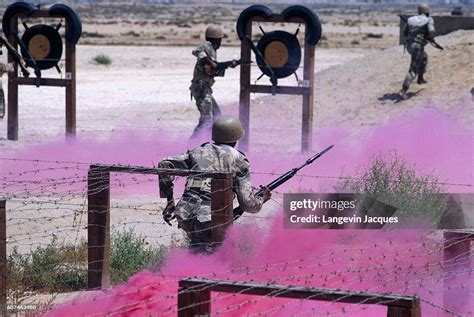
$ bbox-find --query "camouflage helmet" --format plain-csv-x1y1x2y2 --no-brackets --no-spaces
212,116,245,143
418,3,430,15
205,26,224,39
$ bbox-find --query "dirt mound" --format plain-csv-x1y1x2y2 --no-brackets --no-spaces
312,30,474,128
249,30,473,147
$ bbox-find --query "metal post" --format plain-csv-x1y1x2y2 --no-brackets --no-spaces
87,168,110,289
65,23,76,137
301,40,315,153
239,20,252,152
211,174,233,248
7,17,19,141
443,231,472,313
0,200,6,316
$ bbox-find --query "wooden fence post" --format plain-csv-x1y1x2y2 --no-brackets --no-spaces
178,282,211,317
87,168,110,289
0,200,6,316
387,301,421,317
211,174,233,249
443,231,472,314
301,39,315,153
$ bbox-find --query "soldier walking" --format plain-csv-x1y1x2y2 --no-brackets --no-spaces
189,26,237,139
158,116,271,253
400,3,436,100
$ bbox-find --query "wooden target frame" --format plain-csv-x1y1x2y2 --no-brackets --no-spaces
2,3,82,140
237,5,321,152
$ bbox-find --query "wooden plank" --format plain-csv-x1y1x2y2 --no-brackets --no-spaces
249,85,307,95
0,200,6,316
179,278,419,309
252,15,304,24
239,19,252,152
89,164,231,179
211,176,233,248
29,10,51,18
7,17,19,141
11,77,70,87
87,170,110,289
387,306,421,317
65,24,76,137
302,41,315,152
443,231,472,313
178,286,211,317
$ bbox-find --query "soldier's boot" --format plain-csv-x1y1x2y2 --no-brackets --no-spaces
417,73,427,85
399,88,408,100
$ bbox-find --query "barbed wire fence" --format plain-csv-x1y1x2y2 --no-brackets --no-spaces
0,157,472,316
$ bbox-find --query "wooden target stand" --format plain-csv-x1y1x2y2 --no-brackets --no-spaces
237,5,321,152
2,3,82,140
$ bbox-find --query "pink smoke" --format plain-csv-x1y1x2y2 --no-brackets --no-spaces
45,214,471,316
1,107,472,316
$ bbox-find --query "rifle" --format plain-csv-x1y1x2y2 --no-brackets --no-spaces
398,15,444,50
233,145,335,219
0,37,30,78
428,39,444,50
213,59,251,77
12,31,42,87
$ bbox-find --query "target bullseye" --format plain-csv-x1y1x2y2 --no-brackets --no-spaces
28,34,51,60
264,41,289,68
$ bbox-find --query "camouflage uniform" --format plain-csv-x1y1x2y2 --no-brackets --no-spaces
190,42,221,138
159,142,263,252
402,14,436,91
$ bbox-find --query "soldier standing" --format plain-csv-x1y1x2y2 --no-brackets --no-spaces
189,26,237,138
0,57,14,119
400,3,436,100
158,116,271,253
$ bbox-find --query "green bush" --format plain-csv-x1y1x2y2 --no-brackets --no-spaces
8,229,171,295
8,238,88,294
110,229,166,284
335,151,446,226
92,54,112,65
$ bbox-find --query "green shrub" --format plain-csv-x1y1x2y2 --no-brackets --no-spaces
92,54,112,65
8,238,88,294
7,229,171,295
110,229,167,284
335,151,446,226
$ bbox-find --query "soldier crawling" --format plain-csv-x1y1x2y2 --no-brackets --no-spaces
399,3,437,100
189,26,238,138
158,116,271,253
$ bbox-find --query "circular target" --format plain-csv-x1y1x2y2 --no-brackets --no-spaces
264,41,288,68
21,24,63,70
29,34,51,60
256,30,301,79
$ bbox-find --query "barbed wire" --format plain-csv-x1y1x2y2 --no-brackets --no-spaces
0,159,472,316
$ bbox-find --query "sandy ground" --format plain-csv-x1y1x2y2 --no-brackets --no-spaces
2,3,471,49
0,45,371,149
